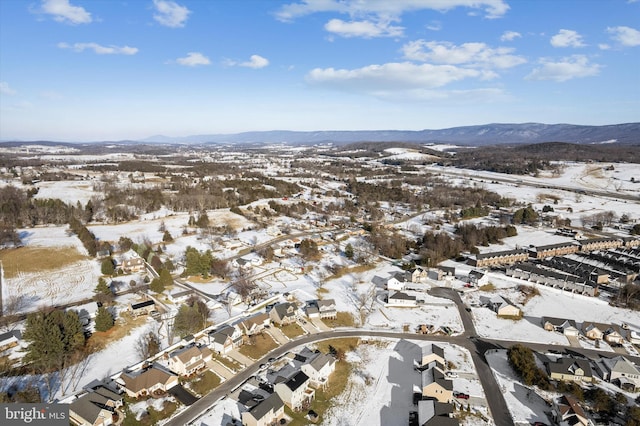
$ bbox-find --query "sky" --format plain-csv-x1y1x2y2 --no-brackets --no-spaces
0,0,639,142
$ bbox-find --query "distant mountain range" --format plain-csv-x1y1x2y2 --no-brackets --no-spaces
140,122,640,146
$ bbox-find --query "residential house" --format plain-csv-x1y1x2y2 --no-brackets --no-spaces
594,356,640,392
209,325,243,354
429,266,456,282
471,249,529,268
274,371,315,411
541,317,580,337
622,327,640,345
118,366,179,398
241,392,285,426
168,345,213,376
301,353,336,389
421,367,453,403
237,313,270,336
468,270,488,287
388,291,417,306
0,330,22,351
168,289,195,304
410,266,429,283
119,249,145,273
420,344,446,370
69,386,123,426
552,395,592,426
317,299,337,319
581,322,624,344
417,400,458,426
387,271,410,291
546,357,594,384
269,302,298,326
480,295,522,318
128,300,155,317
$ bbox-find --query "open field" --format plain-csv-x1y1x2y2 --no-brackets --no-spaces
0,246,88,279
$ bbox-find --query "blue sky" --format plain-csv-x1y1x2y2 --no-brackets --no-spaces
0,0,639,142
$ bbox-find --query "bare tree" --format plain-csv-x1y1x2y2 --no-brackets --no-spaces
0,294,24,331
232,268,256,302
135,331,161,360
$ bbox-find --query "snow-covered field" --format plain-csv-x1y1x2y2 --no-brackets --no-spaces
461,271,639,345
1,226,102,313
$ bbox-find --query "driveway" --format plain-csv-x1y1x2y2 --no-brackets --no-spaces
566,335,581,348
266,327,289,345
206,360,234,380
168,384,198,406
310,318,331,332
298,319,319,334
228,349,255,367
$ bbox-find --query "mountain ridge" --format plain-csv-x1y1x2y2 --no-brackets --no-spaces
139,122,639,145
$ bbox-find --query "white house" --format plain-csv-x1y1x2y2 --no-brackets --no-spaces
301,353,336,389
209,325,243,354
388,291,417,307
168,345,213,376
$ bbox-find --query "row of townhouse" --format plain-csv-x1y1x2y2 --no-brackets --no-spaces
541,316,640,346
413,344,459,425
468,236,640,268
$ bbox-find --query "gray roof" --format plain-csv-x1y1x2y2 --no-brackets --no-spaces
0,329,21,342
475,249,528,260
418,400,457,426
600,356,640,376
546,357,593,377
542,317,577,328
422,367,452,390
69,386,121,424
307,353,335,372
389,291,416,301
272,302,297,320
246,392,284,421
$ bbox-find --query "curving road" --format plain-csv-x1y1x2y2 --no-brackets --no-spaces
166,286,640,426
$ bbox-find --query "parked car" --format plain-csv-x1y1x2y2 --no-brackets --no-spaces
454,391,469,400
445,371,458,378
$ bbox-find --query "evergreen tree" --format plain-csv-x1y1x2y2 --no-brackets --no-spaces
101,258,115,276
94,277,113,303
94,306,114,332
159,268,173,288
149,277,165,294
344,243,354,260
162,230,173,242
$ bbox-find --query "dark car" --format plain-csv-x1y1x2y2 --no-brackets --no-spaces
454,391,469,400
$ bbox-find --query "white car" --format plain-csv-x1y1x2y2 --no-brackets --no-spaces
445,371,458,378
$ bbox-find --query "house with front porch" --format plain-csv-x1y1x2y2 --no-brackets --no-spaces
68,385,123,426
274,371,315,411
209,325,243,354
168,345,213,376
118,366,179,398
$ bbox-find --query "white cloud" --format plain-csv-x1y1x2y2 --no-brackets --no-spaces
598,43,611,50
225,55,270,69
39,0,92,25
526,55,601,82
153,0,190,28
0,82,17,95
176,52,210,67
607,26,640,47
57,42,138,55
550,29,585,47
306,62,494,91
324,18,403,38
241,55,269,69
300,0,507,38
275,0,509,24
402,40,526,69
500,31,521,41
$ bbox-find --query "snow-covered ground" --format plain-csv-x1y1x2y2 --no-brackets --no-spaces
461,270,639,345
1,226,102,313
